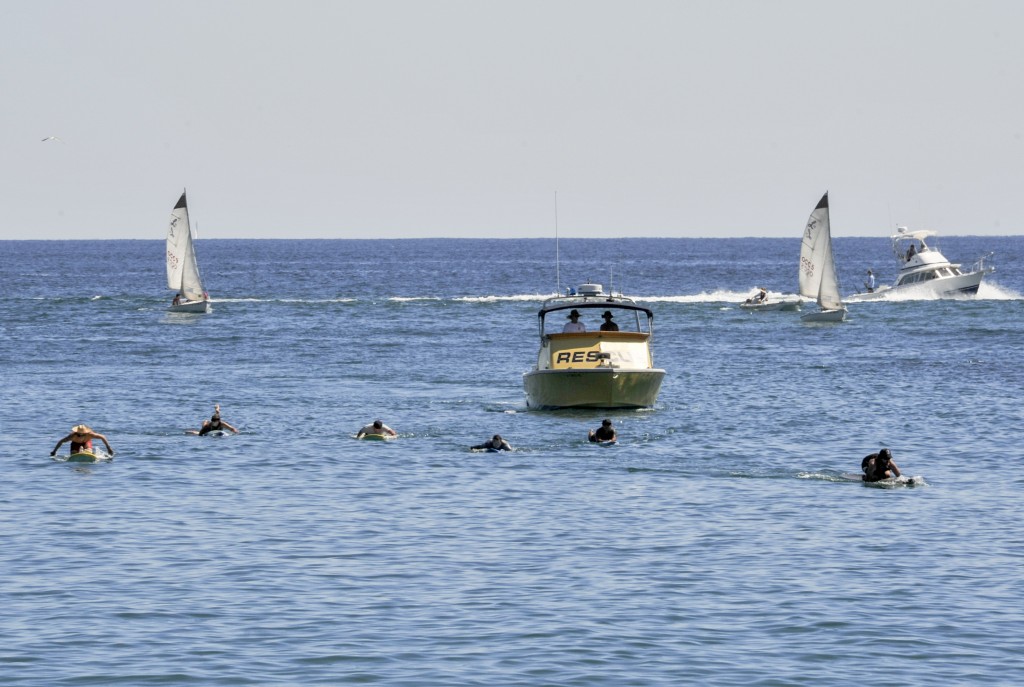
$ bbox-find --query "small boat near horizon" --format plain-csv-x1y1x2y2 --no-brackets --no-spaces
523,283,666,409
846,226,994,301
166,190,211,313
799,192,847,323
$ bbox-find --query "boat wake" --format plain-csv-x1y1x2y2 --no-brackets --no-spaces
798,471,927,487
965,282,1018,300
642,290,805,304
211,297,358,304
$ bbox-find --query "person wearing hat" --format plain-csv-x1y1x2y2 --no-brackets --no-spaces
356,419,397,439
599,310,619,331
51,424,114,457
195,404,239,435
472,434,512,452
562,309,586,333
588,419,617,443
861,448,901,482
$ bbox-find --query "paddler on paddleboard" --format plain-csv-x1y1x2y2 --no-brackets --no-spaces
356,419,397,439
51,424,114,457
588,418,617,443
193,404,239,435
861,448,901,482
472,434,512,451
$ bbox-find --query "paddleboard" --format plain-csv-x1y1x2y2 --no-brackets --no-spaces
592,440,617,446
471,447,504,453
841,473,920,487
65,450,112,463
358,433,394,441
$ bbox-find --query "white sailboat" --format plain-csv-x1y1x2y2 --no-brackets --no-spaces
799,192,847,323
166,190,211,313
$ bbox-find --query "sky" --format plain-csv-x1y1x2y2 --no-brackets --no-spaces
3,0,1023,239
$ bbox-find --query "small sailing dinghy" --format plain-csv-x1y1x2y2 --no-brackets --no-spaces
798,192,847,323
166,190,211,313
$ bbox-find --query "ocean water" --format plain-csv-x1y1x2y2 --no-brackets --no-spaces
2,236,1023,686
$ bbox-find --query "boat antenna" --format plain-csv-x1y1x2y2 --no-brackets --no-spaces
554,191,560,294
609,267,614,296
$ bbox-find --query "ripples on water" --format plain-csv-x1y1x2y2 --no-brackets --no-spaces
2,238,1024,685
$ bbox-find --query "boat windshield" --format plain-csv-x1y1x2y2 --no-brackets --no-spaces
538,303,654,337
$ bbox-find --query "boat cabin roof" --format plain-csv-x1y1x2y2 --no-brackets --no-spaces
537,283,654,320
540,301,651,323
537,299,654,320
891,227,936,244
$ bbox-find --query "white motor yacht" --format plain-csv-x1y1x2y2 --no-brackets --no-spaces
848,227,994,301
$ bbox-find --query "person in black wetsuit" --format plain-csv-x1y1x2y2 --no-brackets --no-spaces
197,404,239,435
588,419,617,443
861,448,901,482
472,435,512,451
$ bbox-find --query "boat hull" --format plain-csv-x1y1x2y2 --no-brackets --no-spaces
739,300,801,312
801,307,847,323
170,300,211,313
523,368,665,409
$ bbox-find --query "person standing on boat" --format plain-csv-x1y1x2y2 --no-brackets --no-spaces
51,425,114,456
906,244,917,261
472,435,512,451
356,419,397,438
600,311,619,331
172,293,182,306
865,270,876,293
588,419,617,443
563,309,586,333
197,404,239,435
861,448,901,482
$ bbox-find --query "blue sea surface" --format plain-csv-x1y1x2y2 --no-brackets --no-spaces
2,236,1023,686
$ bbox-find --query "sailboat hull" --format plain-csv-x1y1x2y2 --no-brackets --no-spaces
170,300,211,313
801,308,846,322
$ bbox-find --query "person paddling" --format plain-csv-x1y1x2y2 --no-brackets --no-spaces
356,419,397,438
861,448,901,482
588,419,617,443
51,425,114,457
472,434,512,451
193,404,239,435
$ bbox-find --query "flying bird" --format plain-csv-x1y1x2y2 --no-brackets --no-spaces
41,136,64,142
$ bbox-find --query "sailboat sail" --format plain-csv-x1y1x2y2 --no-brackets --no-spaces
799,192,843,310
166,191,205,302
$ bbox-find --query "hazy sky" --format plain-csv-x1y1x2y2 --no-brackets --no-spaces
4,0,1023,239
